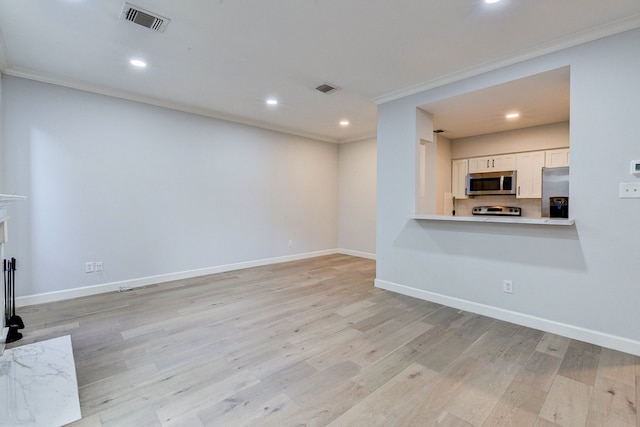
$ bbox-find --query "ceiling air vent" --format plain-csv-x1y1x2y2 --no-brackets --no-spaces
315,83,339,94
120,3,170,32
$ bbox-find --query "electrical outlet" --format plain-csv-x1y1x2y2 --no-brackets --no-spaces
95,261,103,272
503,280,513,294
85,262,95,273
619,182,640,198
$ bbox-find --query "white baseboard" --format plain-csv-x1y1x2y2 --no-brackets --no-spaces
16,249,340,307
337,249,376,260
375,278,640,357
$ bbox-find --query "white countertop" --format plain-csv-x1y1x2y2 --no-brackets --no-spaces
412,214,575,226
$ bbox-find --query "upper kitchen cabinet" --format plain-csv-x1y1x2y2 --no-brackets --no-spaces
468,154,516,173
451,159,468,199
516,151,545,198
545,148,570,167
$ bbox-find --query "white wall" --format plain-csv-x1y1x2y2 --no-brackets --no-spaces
435,134,452,215
338,138,376,258
376,28,640,355
1,76,339,299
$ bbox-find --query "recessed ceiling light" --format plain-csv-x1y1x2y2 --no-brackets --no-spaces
339,120,350,127
266,98,278,106
506,113,520,119
130,59,147,68
485,0,500,3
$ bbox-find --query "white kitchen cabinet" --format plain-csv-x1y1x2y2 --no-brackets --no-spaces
468,154,516,173
545,148,570,167
516,151,545,198
451,159,468,199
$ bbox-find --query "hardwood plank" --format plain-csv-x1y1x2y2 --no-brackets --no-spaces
445,357,521,426
195,360,318,425
285,360,362,408
495,326,545,365
514,350,563,393
432,412,475,427
415,333,475,373
535,417,564,427
388,356,489,425
282,379,369,427
456,321,522,363
348,320,433,368
536,333,571,359
482,380,548,427
586,375,636,426
539,376,593,427
154,368,260,425
327,363,439,427
351,345,424,393
557,344,600,387
597,348,637,388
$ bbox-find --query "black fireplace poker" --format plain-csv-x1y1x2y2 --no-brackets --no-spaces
4,257,24,343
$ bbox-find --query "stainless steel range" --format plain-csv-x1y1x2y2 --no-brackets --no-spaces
472,206,521,216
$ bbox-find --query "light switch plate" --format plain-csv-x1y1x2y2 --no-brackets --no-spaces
619,182,640,198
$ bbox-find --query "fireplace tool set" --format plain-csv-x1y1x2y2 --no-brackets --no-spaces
4,257,24,343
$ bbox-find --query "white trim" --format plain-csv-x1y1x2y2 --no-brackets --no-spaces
374,14,640,104
375,278,640,356
2,67,340,144
16,249,338,307
338,248,376,260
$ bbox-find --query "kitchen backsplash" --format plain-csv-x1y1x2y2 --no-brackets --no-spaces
454,196,542,218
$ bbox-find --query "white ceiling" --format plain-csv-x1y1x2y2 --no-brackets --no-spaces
1,1,639,143
422,66,571,140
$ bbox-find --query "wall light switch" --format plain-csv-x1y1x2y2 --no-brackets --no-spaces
619,182,640,198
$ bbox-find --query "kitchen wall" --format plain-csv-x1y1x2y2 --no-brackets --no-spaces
338,138,376,258
376,28,640,355
1,76,339,300
452,121,569,159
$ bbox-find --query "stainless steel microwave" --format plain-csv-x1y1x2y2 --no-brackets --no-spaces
466,171,517,196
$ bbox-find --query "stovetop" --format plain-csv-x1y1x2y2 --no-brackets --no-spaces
472,206,521,216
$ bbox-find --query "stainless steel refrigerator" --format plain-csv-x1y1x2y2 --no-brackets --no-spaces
541,166,570,217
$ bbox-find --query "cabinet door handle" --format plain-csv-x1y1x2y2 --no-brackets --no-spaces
518,186,521,195
487,160,490,168
492,159,495,168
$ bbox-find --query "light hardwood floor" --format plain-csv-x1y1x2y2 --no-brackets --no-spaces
8,254,639,426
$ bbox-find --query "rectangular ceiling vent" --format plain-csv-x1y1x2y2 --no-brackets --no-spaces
120,3,170,32
315,83,340,94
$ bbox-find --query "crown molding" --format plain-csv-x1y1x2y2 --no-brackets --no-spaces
2,67,341,144
336,133,377,144
374,14,640,105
